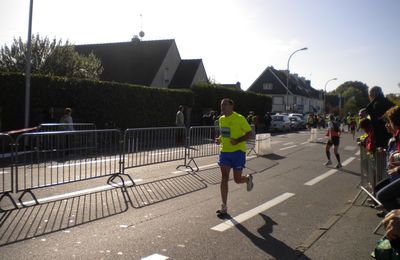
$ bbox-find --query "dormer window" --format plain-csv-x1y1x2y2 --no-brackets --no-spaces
263,83,273,90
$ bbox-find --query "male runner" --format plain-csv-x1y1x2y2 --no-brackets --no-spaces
215,98,254,216
324,115,342,168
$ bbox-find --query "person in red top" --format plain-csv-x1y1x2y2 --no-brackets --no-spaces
324,115,342,168
359,118,375,154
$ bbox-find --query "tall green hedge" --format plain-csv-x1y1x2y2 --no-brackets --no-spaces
0,73,271,131
192,84,271,124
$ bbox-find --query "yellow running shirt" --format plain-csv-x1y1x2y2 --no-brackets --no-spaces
218,112,252,152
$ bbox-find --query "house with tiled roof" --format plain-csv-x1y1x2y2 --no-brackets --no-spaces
247,66,323,113
75,39,208,88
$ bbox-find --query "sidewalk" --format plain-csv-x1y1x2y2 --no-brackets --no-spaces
299,190,383,260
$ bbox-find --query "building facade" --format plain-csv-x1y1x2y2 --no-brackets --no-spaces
75,39,208,89
248,66,323,114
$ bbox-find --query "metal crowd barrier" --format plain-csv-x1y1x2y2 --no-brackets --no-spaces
247,124,256,155
123,127,187,170
0,134,15,209
357,145,388,196
1,124,264,210
355,145,389,234
186,126,220,171
37,123,96,132
15,130,122,202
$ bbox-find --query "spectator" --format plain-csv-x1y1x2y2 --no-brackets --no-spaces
374,118,398,197
366,86,395,149
384,209,400,239
246,111,255,125
60,108,74,131
175,105,185,127
376,106,400,211
307,114,314,129
359,118,375,154
264,112,272,132
383,210,400,254
313,115,318,128
357,108,368,132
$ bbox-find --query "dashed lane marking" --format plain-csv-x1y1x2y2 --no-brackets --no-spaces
141,254,169,260
283,142,295,146
304,157,356,186
211,192,295,232
279,145,297,151
344,146,357,151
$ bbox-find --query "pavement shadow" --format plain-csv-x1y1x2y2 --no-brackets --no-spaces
193,166,233,185
234,214,310,260
0,187,128,246
124,173,207,208
260,153,286,161
337,168,361,176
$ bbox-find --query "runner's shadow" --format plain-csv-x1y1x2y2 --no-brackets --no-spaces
234,214,310,259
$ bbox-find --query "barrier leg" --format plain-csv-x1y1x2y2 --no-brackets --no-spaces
107,173,135,187
18,190,38,207
0,192,18,212
177,157,197,172
352,188,364,205
373,221,384,235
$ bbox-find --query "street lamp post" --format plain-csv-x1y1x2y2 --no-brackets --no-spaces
324,77,338,115
25,0,34,128
286,47,308,112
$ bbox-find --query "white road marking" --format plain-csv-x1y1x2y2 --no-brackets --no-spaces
48,158,119,168
149,149,187,156
355,150,360,156
141,254,169,260
304,157,356,186
271,141,282,144
344,146,357,151
16,179,143,206
305,143,317,147
211,192,295,232
283,142,294,146
300,141,309,145
279,145,297,151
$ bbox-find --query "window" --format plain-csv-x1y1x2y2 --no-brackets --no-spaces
263,82,273,90
273,96,283,105
164,68,169,85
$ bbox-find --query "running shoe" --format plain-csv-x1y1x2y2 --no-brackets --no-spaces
216,204,227,215
335,163,343,168
324,160,332,166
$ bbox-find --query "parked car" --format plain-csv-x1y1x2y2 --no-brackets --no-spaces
289,113,306,129
288,116,302,130
270,115,291,132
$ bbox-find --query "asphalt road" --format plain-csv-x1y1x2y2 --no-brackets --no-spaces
0,130,369,260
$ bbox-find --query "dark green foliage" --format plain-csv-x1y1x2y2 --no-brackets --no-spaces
330,81,370,115
0,73,271,131
0,34,103,80
192,84,271,125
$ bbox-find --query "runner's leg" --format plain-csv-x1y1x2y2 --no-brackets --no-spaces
220,165,231,206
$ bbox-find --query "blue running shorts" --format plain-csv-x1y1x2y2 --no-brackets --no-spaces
218,151,246,171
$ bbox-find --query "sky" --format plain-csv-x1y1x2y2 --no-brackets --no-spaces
1,0,399,94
